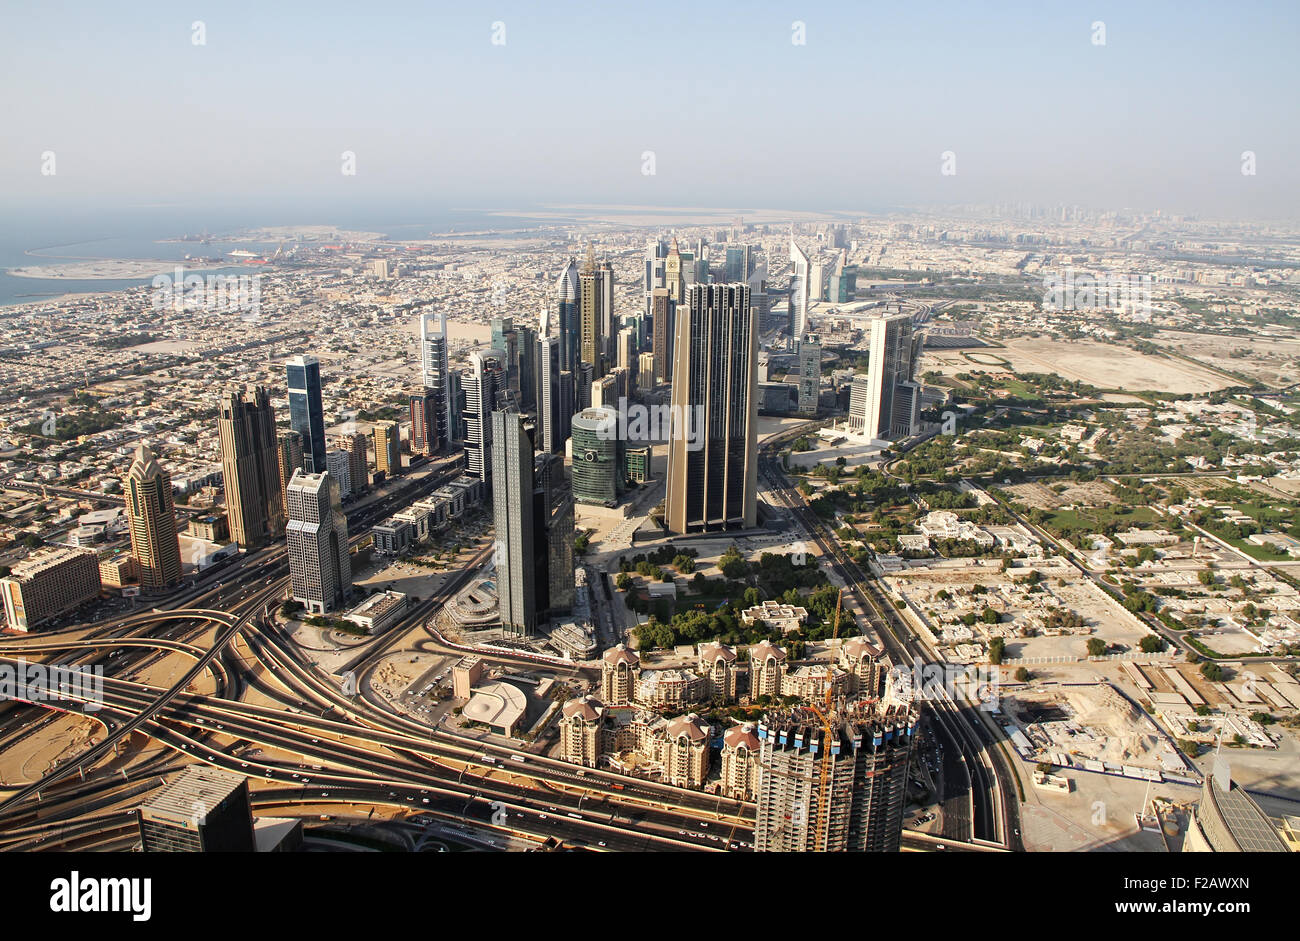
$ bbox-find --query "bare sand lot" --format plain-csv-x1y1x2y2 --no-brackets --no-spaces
1156,329,1300,387
1003,480,1115,510
923,337,1234,394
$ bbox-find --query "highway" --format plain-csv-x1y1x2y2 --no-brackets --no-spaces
757,425,1021,850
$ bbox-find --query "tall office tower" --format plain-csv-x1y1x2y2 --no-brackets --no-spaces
447,371,466,444
124,444,182,590
649,288,675,387
591,373,617,409
325,449,353,499
693,239,709,283
751,280,771,331
665,283,758,534
725,245,751,283
578,248,606,377
828,249,856,303
137,766,256,853
490,411,537,637
285,470,351,615
276,430,303,505
217,386,285,550
644,238,668,314
557,371,575,445
808,255,828,304
557,257,581,374
665,238,685,305
491,316,521,404
536,332,563,454
754,697,919,853
286,355,327,474
419,311,452,450
517,324,537,411
637,351,656,392
409,390,439,456
576,362,594,411
599,257,615,360
373,420,402,478
847,374,873,435
342,431,368,493
571,406,625,507
546,492,576,614
616,325,636,374
463,350,504,483
797,334,822,416
788,236,811,345
863,311,921,440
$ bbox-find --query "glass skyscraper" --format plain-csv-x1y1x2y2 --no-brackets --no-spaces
286,355,326,474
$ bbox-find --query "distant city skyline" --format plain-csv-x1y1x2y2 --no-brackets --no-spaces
2,1,1298,220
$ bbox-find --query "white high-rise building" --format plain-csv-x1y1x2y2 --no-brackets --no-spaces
788,236,810,344
324,449,353,499
797,333,821,415
285,470,352,615
419,311,452,449
463,349,504,483
859,312,921,441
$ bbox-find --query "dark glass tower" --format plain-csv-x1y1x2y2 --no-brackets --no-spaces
286,355,326,474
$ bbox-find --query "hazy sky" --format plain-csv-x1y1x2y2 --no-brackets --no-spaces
3,0,1297,220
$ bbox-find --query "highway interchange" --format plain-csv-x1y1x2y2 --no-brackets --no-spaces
0,434,1017,854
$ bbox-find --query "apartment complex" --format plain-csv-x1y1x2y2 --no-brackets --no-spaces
1,546,101,631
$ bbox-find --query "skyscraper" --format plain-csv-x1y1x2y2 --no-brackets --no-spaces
546,491,576,615
491,316,521,406
516,323,537,412
536,329,563,454
666,283,758,534
571,406,625,507
788,236,810,345
217,386,285,550
373,420,402,478
491,411,536,637
342,430,368,492
408,389,439,457
556,258,580,374
862,311,921,441
797,334,822,416
286,355,326,474
755,697,918,852
650,287,675,387
124,443,182,590
725,245,751,283
579,248,607,377
419,311,452,451
644,237,668,315
137,766,256,853
285,470,351,614
463,349,504,483
276,430,303,507
665,238,685,306
325,449,353,499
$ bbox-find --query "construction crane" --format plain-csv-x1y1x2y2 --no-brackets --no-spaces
808,587,845,851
